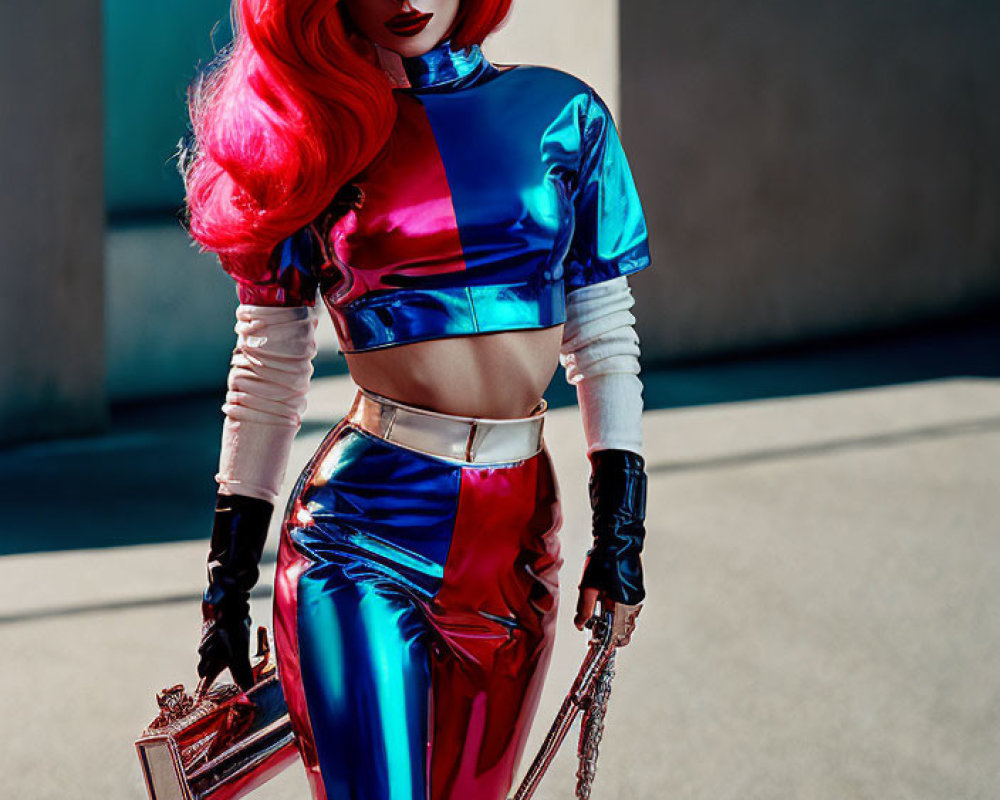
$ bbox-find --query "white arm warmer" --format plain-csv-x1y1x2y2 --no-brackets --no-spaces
559,276,644,457
216,304,319,504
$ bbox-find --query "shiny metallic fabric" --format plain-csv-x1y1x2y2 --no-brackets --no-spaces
228,39,651,354
273,403,563,800
347,387,546,464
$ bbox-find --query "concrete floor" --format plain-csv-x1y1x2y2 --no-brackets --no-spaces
1,326,998,799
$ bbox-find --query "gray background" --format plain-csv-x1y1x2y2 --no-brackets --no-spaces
623,0,1000,358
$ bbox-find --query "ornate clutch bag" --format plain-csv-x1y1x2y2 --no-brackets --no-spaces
134,627,298,800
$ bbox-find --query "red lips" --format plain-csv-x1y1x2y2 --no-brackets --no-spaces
385,10,434,37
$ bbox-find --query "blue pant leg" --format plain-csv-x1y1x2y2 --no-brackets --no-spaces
296,558,432,800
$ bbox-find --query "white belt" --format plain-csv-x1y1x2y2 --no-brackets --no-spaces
346,388,546,465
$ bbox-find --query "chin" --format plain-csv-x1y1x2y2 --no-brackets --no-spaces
388,36,443,58
378,24,455,58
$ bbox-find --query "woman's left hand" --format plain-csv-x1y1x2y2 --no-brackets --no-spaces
574,589,643,646
575,449,647,646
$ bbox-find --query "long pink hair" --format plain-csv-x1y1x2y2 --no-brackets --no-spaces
182,0,512,276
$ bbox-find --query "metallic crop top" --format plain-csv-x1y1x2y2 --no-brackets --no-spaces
223,38,651,354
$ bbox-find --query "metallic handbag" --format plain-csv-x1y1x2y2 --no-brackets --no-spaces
134,627,298,800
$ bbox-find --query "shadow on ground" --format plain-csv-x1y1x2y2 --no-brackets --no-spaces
1,312,997,556
546,310,1000,410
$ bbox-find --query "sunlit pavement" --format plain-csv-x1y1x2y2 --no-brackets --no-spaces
2,328,999,799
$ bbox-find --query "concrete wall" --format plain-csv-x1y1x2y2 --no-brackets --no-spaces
104,0,233,216
622,0,1000,361
105,226,238,402
0,2,105,443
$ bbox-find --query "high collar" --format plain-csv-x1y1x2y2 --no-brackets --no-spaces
399,38,496,92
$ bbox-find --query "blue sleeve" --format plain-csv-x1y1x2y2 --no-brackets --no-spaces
564,88,651,292
220,225,323,307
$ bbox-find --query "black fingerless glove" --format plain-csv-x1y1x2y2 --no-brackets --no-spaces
197,492,273,691
578,449,647,605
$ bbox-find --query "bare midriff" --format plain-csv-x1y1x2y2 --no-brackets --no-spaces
344,325,565,419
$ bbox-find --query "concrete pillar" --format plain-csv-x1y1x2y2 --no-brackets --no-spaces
622,0,1000,361
0,1,105,443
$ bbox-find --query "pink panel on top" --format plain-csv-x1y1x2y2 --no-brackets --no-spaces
325,93,467,307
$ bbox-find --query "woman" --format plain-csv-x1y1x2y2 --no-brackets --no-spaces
187,1,650,798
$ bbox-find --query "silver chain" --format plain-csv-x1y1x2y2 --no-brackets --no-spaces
575,649,616,798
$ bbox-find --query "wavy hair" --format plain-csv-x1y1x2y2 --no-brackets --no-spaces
182,0,513,274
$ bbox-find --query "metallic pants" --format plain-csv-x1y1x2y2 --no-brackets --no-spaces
273,415,563,800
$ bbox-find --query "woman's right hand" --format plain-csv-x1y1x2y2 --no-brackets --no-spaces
197,603,254,691
197,493,274,691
